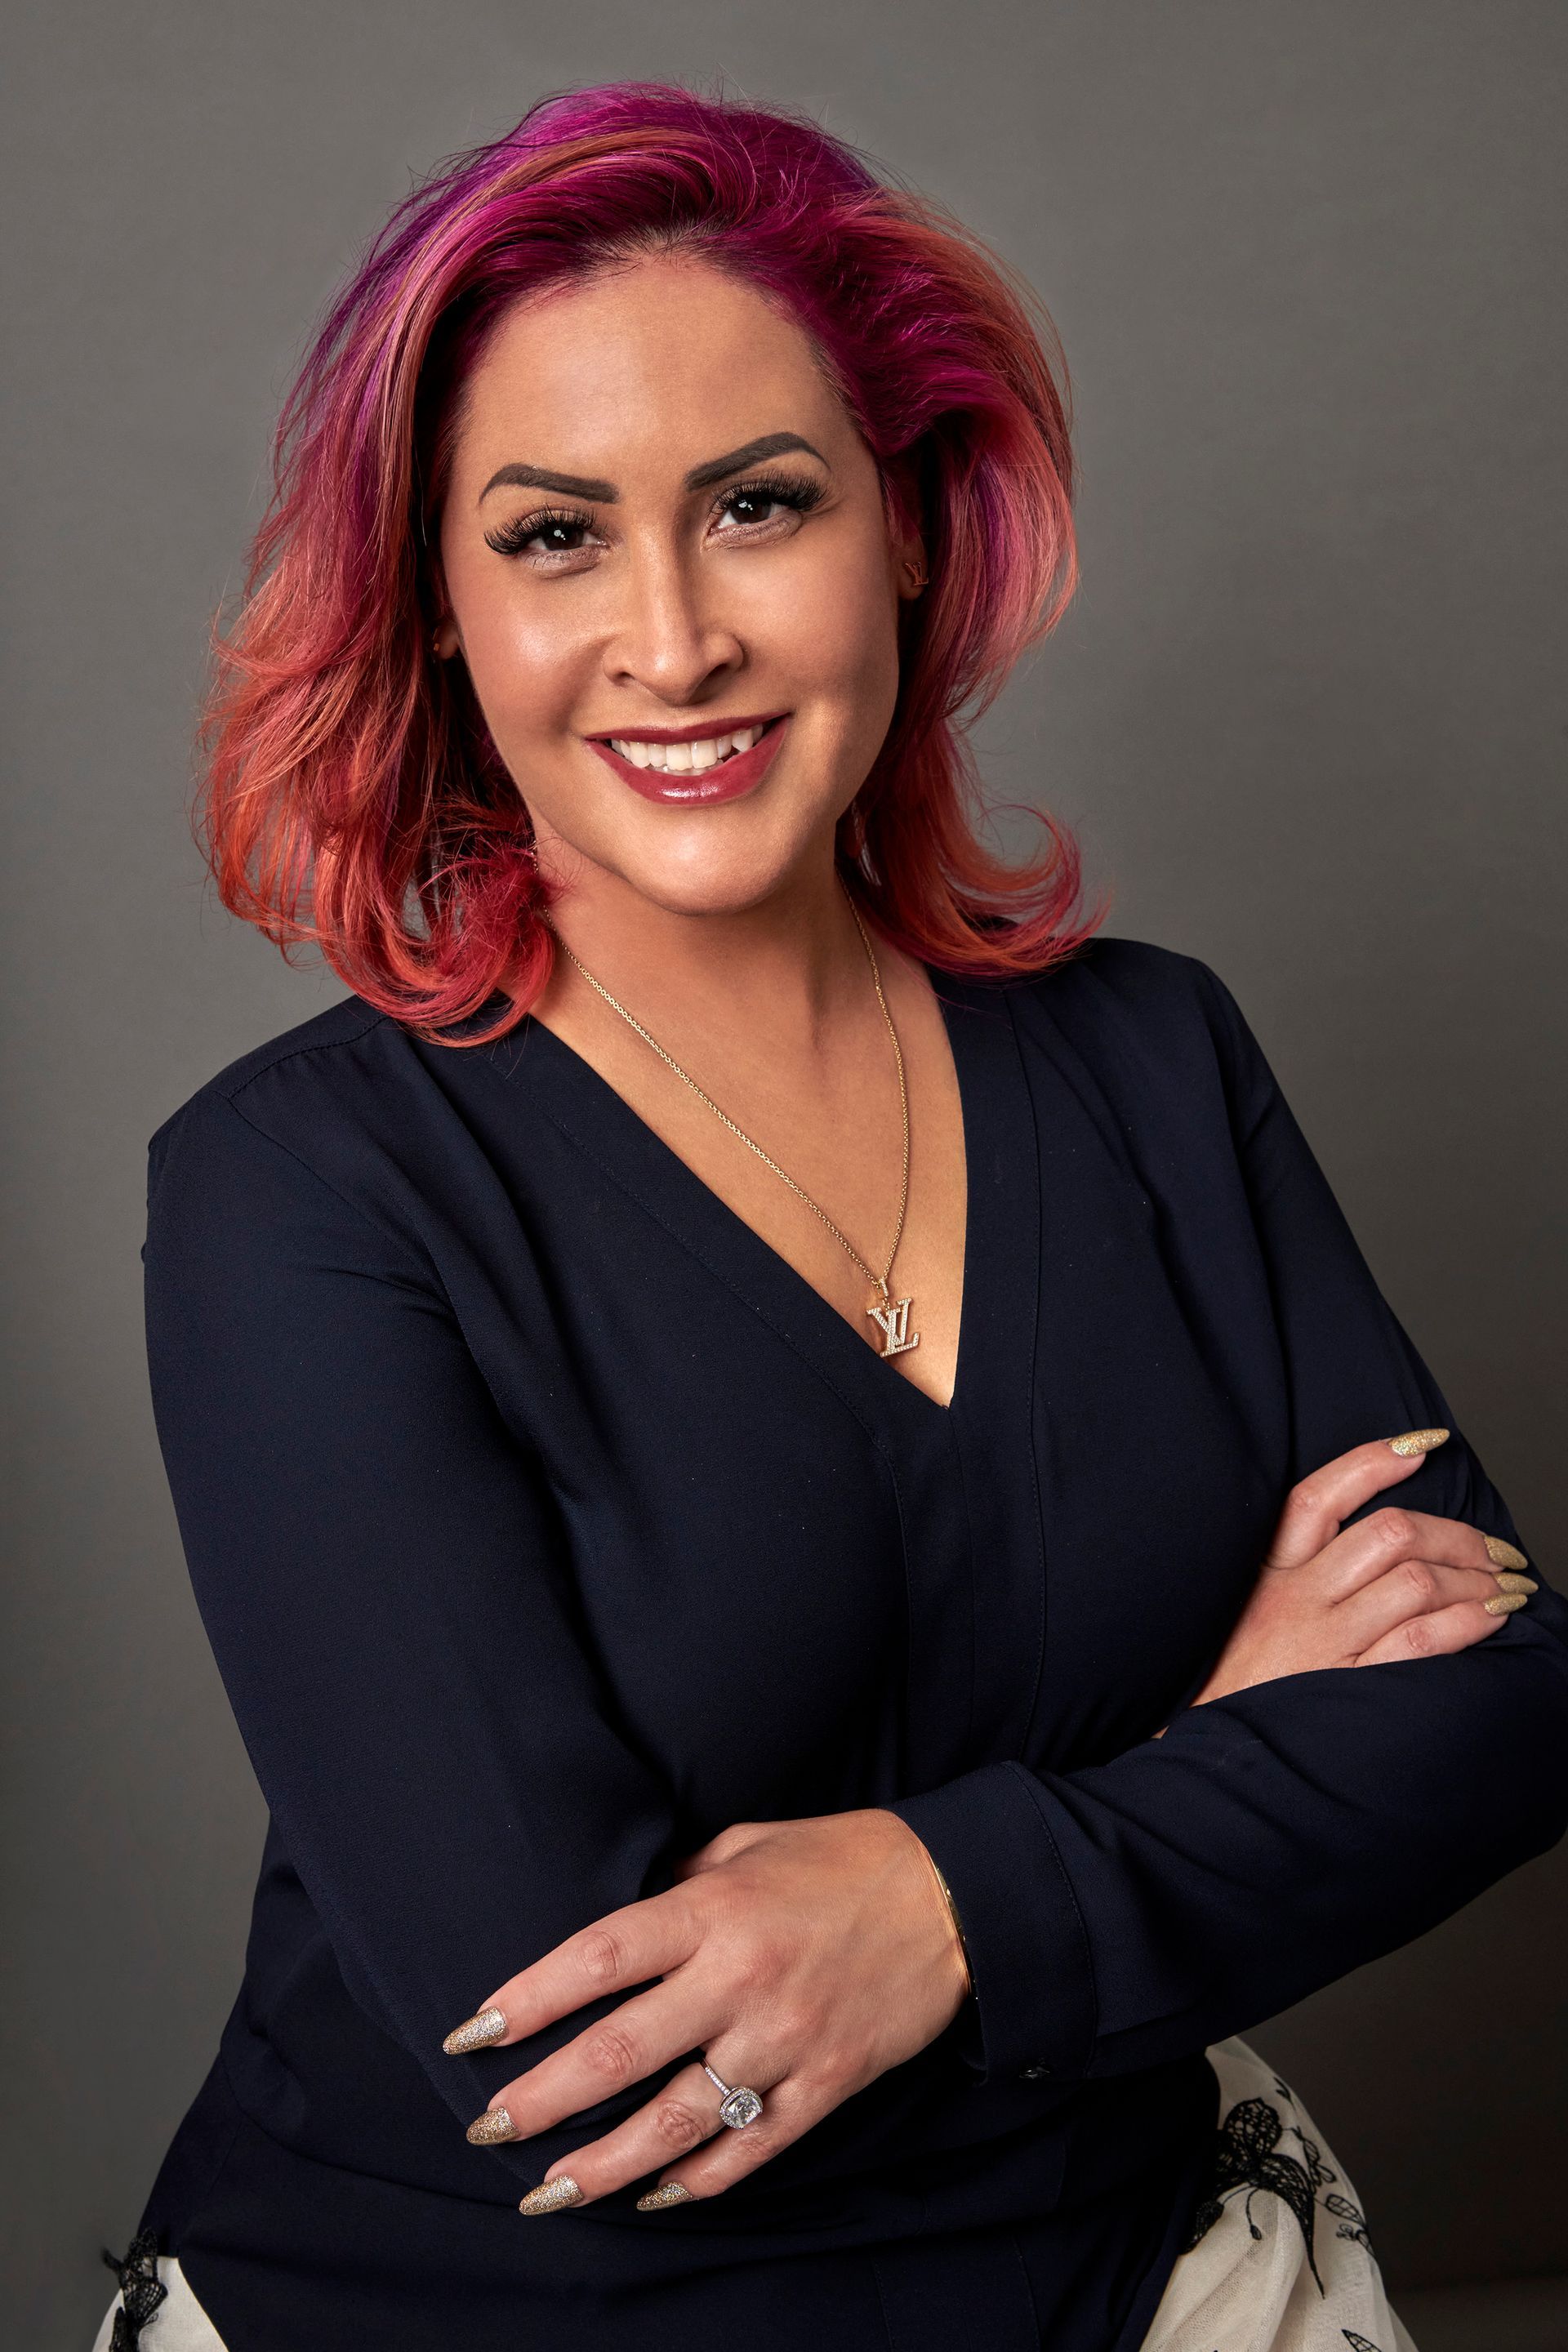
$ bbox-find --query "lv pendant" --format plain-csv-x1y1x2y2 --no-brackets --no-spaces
867,1286,920,1358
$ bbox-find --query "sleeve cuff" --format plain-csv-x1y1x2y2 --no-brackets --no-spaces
884,1760,1098,2086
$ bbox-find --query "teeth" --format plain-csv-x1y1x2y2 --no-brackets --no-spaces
607,725,765,772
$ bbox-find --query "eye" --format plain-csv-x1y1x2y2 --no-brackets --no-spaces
483,506,598,560
711,472,826,535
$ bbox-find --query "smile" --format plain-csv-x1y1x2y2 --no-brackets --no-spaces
586,714,791,806
607,724,766,773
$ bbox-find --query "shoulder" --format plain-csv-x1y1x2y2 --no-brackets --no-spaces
1026,932,1223,1008
140,989,551,1268
960,931,1273,1144
140,991,507,1302
145,994,402,1185
989,932,1246,1063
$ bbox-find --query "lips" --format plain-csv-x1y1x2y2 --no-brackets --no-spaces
587,714,791,806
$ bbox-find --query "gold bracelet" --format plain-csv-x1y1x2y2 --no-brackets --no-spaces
921,1848,976,1998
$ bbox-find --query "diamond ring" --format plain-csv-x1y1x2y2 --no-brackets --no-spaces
701,2059,764,2129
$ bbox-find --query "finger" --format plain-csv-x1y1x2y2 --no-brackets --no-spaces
1267,1429,1450,1569
510,2056,761,2208
635,2065,831,2206
471,1975,723,2145
442,1891,700,2056
1336,1557,1519,1655
1354,1596,1512,1668
1314,1508,1518,1605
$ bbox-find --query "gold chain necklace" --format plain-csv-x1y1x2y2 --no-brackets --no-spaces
543,875,920,1361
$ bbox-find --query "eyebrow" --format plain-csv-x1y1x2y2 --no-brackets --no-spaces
477,432,827,506
684,432,827,492
479,461,617,505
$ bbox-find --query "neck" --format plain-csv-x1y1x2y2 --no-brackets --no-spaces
532,846,883,1060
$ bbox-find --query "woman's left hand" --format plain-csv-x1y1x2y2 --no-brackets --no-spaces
443,1808,972,2209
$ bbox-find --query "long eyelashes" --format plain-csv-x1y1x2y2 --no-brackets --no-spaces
713,473,826,529
481,471,826,561
483,506,588,559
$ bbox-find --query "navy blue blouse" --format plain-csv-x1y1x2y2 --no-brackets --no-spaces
134,935,1568,2351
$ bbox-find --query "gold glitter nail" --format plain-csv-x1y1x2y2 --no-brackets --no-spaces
635,2181,696,2210
1484,1535,1530,1572
1388,1428,1450,1457
1484,1591,1530,1615
519,2175,583,2216
1494,1572,1538,1595
466,2106,516,2145
443,2006,506,2056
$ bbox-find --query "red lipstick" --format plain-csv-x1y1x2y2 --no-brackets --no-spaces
586,714,791,806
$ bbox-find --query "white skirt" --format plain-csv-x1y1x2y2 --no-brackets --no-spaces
1138,2037,1419,2352
91,2037,1417,2351
89,2248,225,2351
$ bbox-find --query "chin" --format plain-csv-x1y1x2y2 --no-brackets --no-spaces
546,802,847,922
600,845,822,920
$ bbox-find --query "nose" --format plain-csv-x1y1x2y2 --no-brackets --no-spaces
601,535,744,707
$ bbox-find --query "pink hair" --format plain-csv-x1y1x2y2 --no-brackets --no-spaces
198,79,1106,1044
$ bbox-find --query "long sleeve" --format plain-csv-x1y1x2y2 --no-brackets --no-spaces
142,1089,684,2190
888,960,1568,2087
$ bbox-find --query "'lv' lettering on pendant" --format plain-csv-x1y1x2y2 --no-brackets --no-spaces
867,1293,920,1358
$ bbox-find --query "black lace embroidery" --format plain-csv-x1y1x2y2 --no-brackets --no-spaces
1342,2334,1385,2350
1327,2188,1375,2252
101,2230,167,2348
1182,2070,1378,2295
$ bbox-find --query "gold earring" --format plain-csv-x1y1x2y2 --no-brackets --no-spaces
904,558,928,591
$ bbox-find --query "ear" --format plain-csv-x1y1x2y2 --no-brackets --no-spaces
893,526,929,602
880,460,928,603
424,538,461,659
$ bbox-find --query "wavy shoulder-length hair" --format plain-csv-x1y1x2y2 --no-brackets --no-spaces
199,78,1105,1045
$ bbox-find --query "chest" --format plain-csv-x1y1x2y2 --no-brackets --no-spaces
523,972,969,1410
432,993,1286,1825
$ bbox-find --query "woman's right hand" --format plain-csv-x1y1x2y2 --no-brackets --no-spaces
1186,1428,1537,1711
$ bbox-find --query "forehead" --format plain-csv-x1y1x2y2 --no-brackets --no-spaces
448,255,853,486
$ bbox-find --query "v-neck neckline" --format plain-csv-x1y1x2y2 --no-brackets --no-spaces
480,962,1038,1439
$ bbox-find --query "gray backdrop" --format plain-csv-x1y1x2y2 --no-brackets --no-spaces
5,5,1564,2345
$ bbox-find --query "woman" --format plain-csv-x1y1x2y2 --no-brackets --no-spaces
96,80,1566,2352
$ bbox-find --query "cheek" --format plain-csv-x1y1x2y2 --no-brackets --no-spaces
455,586,589,740
763,546,901,729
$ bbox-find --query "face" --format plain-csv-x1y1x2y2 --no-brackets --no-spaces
432,254,923,917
